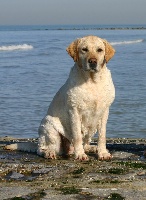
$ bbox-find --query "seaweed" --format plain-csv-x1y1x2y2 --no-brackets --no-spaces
56,186,81,195
108,168,126,175
107,193,125,200
117,161,146,169
72,167,85,174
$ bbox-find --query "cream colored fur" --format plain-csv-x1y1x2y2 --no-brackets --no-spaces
5,36,115,161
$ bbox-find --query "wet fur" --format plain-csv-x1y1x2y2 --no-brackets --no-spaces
5,36,115,160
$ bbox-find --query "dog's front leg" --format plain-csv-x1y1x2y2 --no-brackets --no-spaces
97,108,112,160
69,108,88,160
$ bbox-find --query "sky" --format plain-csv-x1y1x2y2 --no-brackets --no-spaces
0,0,146,25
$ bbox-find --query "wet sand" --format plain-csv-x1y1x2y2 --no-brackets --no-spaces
0,137,146,200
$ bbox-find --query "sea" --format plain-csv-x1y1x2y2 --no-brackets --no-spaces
0,24,146,139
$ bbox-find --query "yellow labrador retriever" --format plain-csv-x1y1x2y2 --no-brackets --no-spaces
5,36,115,161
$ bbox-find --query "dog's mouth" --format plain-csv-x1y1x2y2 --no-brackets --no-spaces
84,68,99,74
84,66,98,73
89,68,98,73
84,63,99,73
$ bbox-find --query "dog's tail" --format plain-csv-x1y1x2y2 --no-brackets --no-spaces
4,142,37,153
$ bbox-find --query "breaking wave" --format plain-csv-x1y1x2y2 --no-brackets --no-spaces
0,44,33,51
111,39,144,46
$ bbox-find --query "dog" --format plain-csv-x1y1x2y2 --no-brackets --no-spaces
5,36,115,161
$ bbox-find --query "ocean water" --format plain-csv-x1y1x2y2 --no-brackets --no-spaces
0,25,146,138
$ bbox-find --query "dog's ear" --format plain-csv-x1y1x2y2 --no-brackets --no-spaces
66,39,80,62
102,39,115,63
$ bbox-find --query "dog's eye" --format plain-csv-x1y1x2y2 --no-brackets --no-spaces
97,48,103,52
82,48,88,52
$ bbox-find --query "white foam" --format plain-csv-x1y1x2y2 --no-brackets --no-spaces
0,44,33,51
111,39,143,46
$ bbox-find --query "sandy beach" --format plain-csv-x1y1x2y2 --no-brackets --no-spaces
0,137,146,200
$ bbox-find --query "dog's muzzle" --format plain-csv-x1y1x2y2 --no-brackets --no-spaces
88,58,97,71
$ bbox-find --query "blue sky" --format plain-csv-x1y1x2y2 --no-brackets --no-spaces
0,0,146,25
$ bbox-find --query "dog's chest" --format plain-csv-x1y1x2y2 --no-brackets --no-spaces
77,78,114,113
77,79,115,134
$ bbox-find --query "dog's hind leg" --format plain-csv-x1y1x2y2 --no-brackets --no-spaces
37,122,63,159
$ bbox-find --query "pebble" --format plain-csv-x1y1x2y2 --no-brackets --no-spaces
32,167,53,176
6,171,24,180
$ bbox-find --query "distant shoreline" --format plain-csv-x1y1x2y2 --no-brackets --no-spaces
56,27,146,31
0,24,146,31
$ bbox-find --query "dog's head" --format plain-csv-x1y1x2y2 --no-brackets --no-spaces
66,35,115,73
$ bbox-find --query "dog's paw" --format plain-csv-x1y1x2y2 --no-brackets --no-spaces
44,150,56,159
75,153,89,161
97,149,112,160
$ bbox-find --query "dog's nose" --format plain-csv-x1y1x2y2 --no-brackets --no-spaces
88,58,97,69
